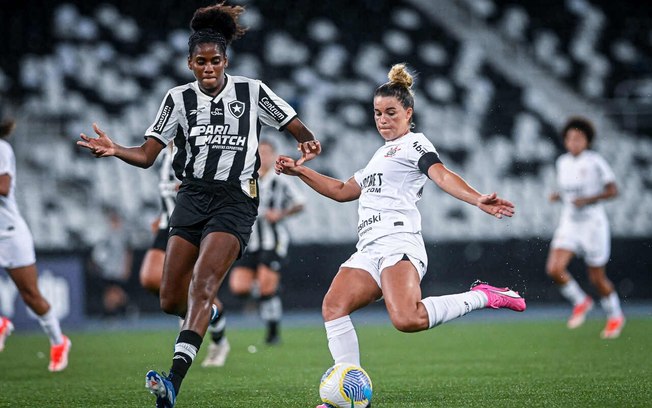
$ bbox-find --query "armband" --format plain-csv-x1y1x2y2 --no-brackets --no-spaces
418,152,442,176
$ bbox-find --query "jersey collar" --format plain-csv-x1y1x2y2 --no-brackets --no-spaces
193,74,232,103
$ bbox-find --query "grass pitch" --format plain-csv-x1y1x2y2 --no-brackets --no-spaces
0,317,650,407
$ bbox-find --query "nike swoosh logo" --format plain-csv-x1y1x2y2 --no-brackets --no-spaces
489,289,521,298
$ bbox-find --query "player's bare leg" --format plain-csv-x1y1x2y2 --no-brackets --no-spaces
588,265,625,339
547,248,593,328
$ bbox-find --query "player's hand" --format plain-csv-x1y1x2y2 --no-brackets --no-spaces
296,140,321,165
549,192,560,202
275,155,302,176
572,197,593,208
265,209,283,223
477,192,515,219
77,123,116,158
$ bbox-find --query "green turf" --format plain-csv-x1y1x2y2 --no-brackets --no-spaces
0,318,650,407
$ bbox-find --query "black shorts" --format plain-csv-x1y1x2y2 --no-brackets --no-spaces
151,228,169,251
169,178,258,258
233,249,284,272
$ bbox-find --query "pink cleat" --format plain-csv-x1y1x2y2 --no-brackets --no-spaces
567,296,594,329
471,280,526,312
0,317,14,352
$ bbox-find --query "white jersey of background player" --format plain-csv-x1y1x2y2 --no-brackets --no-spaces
546,117,624,340
0,121,70,372
552,149,616,265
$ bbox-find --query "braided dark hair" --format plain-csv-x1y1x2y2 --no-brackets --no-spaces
188,1,247,56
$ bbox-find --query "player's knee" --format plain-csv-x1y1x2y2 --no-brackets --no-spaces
388,311,422,333
321,296,346,321
140,274,160,293
159,295,183,316
546,262,563,278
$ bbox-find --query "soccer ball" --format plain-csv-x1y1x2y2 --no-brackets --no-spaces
319,363,373,408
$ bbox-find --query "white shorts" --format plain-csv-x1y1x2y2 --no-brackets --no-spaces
341,232,428,290
551,213,610,267
0,216,36,269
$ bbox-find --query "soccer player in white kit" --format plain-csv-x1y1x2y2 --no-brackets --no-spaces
545,117,624,339
275,64,526,406
0,118,71,371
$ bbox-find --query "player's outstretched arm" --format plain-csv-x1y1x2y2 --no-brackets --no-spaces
275,155,360,202
77,123,164,168
427,163,514,219
284,118,322,165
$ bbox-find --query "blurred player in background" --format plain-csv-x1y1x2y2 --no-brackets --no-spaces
77,2,321,406
0,117,71,372
546,117,624,339
276,64,524,407
229,139,305,345
139,142,229,367
89,206,132,317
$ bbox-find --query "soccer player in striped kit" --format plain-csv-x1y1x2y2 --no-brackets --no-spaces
78,3,321,406
229,139,305,345
139,142,230,368
546,117,624,339
275,64,525,406
0,117,71,372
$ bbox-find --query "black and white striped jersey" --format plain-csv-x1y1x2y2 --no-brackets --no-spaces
144,74,297,198
247,171,305,256
157,144,179,230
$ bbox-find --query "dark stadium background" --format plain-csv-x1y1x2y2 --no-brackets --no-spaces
0,0,650,324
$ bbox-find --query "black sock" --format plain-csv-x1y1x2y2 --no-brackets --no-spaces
267,320,279,340
169,330,203,394
210,310,226,344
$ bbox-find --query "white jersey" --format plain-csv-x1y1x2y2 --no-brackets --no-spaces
555,150,616,222
247,171,305,256
0,139,36,268
353,132,439,250
0,139,21,233
145,74,297,198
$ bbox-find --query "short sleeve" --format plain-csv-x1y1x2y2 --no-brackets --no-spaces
408,133,441,174
594,154,616,184
0,142,14,176
282,177,306,208
144,91,179,146
257,81,297,131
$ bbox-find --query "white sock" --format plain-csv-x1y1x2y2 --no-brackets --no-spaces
559,278,588,306
600,292,623,319
210,315,226,333
260,295,282,322
324,315,360,366
420,291,486,329
37,309,63,345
